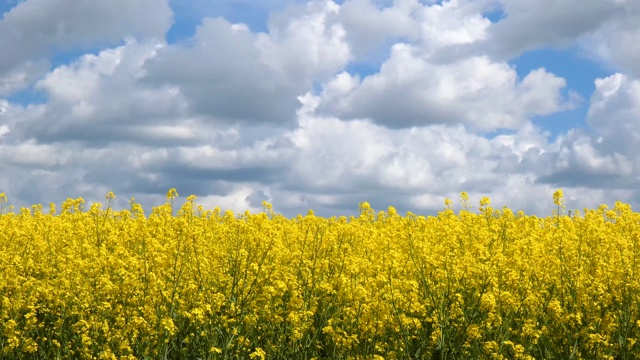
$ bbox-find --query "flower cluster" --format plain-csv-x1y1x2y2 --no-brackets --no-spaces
0,189,639,359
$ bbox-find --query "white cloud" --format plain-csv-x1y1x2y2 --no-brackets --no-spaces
0,0,173,86
0,140,69,168
0,60,49,96
577,0,640,78
317,44,575,131
417,0,492,49
8,39,191,145
587,73,640,157
256,0,351,81
507,73,640,192
0,125,9,137
142,17,306,125
196,186,267,215
487,0,627,59
277,98,548,215
338,0,420,58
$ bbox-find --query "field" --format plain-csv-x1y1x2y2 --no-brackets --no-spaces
0,189,639,359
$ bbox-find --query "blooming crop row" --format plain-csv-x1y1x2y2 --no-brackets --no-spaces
0,189,639,359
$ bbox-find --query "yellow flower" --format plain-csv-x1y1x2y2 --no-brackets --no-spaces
0,188,638,358
466,324,482,341
160,317,177,337
22,338,38,353
166,188,179,200
483,341,499,354
249,347,267,360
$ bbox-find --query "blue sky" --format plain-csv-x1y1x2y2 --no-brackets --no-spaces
1,0,639,217
510,46,610,139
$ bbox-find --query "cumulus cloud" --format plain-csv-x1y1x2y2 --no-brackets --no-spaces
487,0,627,59
587,74,640,153
533,132,635,189
257,0,351,81
264,93,549,216
416,0,493,51
580,1,640,79
0,60,49,96
6,40,192,146
0,0,173,90
141,17,301,125
338,0,499,65
317,44,577,131
511,73,640,193
338,0,420,58
142,1,351,126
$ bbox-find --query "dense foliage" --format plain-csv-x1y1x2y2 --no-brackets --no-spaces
0,189,639,359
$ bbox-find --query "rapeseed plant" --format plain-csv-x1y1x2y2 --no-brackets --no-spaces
0,189,638,359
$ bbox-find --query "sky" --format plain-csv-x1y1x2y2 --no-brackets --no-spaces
1,0,639,218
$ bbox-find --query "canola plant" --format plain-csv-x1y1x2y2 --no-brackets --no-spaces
0,189,639,359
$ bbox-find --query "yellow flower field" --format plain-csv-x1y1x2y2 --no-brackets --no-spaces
0,189,639,359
